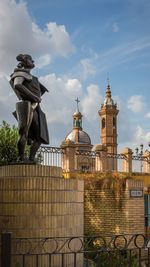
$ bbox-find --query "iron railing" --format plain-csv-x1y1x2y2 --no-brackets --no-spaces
37,146,150,173
37,146,63,167
1,233,150,267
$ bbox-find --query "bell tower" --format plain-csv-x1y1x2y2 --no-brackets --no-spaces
98,82,119,170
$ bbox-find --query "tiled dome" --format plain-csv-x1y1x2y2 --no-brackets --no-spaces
66,130,91,144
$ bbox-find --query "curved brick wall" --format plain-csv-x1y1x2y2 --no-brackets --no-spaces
0,165,84,267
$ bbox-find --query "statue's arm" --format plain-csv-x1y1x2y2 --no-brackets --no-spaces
14,76,24,87
14,76,41,103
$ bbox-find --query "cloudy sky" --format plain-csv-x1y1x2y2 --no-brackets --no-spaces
0,0,150,153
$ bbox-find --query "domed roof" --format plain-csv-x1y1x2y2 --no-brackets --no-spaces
65,130,91,145
73,111,82,117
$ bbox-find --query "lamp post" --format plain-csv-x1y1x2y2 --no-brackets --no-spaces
135,144,143,173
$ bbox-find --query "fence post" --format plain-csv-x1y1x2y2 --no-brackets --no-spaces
143,151,150,173
121,147,133,173
61,140,75,172
94,144,108,172
1,232,11,267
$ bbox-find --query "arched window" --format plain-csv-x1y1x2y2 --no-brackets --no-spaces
113,117,116,128
73,118,82,128
79,119,82,128
102,118,105,128
73,118,77,127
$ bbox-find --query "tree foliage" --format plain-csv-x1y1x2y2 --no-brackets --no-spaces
0,121,18,165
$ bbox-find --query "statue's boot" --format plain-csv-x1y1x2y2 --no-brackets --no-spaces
17,134,27,161
29,140,41,161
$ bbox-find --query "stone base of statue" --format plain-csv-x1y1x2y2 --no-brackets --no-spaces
0,165,84,267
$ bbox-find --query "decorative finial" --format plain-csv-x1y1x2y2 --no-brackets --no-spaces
75,97,80,112
106,73,111,98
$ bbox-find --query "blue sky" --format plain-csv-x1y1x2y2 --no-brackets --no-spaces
0,0,150,153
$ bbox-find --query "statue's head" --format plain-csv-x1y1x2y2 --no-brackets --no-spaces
16,54,35,69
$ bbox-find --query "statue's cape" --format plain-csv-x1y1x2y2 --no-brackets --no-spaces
39,82,49,95
37,105,49,144
13,103,49,145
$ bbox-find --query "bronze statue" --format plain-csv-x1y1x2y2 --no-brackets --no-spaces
10,54,49,162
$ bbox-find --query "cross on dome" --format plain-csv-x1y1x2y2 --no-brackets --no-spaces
75,97,80,112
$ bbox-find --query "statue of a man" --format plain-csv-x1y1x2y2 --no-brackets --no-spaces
9,54,49,162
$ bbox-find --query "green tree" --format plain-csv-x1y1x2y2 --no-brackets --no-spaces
0,121,18,165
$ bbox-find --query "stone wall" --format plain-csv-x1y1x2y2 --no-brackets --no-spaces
0,165,84,267
84,178,144,236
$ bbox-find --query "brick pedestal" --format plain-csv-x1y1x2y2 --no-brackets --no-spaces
0,165,84,267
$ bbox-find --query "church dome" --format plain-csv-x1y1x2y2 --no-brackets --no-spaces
65,130,91,145
63,98,92,147
73,111,82,116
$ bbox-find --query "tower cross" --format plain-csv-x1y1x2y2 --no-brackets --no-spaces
75,97,80,112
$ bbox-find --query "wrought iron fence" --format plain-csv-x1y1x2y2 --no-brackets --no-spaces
1,233,150,267
37,146,63,167
37,146,150,174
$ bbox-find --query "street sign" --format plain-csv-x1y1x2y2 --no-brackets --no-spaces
130,189,143,197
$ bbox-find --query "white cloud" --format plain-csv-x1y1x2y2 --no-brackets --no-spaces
134,126,144,142
0,74,17,123
112,22,119,33
79,58,96,80
81,84,102,120
66,79,82,96
116,96,150,152
132,126,150,150
127,95,146,113
39,74,83,125
114,95,150,152
144,131,150,143
145,112,150,119
0,0,74,74
46,22,75,56
36,55,52,69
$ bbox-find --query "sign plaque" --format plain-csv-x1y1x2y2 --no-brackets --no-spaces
130,189,143,198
